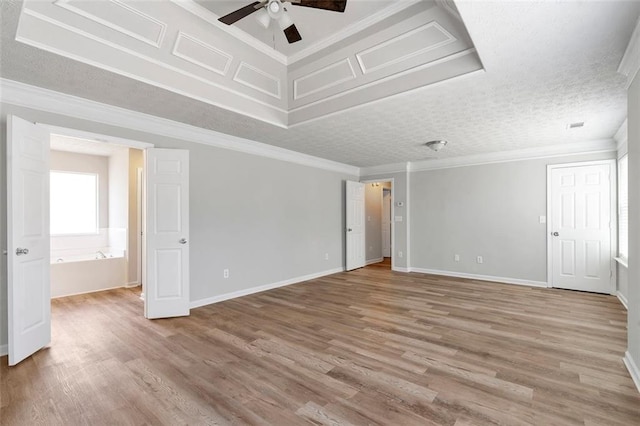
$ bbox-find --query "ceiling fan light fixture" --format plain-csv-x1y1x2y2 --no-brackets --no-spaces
267,0,284,19
425,140,448,152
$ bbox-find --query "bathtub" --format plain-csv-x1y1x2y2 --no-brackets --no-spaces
50,249,127,298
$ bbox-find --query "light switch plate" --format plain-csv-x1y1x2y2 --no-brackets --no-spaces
539,216,546,224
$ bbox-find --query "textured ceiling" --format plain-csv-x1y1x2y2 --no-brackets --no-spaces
1,1,639,167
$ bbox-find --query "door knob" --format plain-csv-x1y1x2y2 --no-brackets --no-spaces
551,232,559,236
16,247,29,256
179,238,187,244
347,228,352,232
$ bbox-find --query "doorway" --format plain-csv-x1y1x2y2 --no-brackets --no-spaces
7,116,192,366
363,180,394,270
48,134,143,299
547,160,616,294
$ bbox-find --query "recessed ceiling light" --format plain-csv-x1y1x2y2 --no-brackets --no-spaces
567,122,585,129
425,140,448,152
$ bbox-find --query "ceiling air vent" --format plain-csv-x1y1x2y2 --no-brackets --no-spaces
567,122,585,129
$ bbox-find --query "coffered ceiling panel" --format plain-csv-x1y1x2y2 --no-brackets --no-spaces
2,1,638,167
14,0,482,127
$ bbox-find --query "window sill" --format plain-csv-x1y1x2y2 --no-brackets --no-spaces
615,257,629,268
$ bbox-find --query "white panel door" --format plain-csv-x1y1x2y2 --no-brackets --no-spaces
346,181,365,271
144,148,190,319
382,189,391,258
7,115,51,366
549,163,614,294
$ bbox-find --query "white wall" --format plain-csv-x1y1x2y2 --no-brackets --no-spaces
617,141,629,305
627,69,640,384
107,148,129,255
0,102,356,349
409,152,616,283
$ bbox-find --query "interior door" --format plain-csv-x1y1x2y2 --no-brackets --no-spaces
549,162,614,294
382,189,391,257
346,180,365,271
144,148,190,319
7,115,51,366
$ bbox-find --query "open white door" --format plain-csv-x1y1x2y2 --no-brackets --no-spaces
7,115,51,366
548,161,615,294
346,180,366,271
144,148,190,319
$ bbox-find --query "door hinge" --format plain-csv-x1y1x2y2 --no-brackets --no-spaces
610,270,613,278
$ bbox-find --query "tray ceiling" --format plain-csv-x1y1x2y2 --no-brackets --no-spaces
13,0,482,127
1,1,638,167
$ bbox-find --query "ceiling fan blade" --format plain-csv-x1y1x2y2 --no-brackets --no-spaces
283,23,302,44
218,1,264,25
291,0,347,12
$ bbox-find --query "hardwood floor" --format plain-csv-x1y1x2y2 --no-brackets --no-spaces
1,266,638,425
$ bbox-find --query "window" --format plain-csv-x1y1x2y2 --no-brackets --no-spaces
618,155,628,260
50,171,98,235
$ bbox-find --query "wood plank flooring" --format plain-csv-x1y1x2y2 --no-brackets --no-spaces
1,265,638,425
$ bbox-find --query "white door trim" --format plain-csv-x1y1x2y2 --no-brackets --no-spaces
361,178,395,271
546,159,617,293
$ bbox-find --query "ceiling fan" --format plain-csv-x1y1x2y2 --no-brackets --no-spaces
218,0,347,44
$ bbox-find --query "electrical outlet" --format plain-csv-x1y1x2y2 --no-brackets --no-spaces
398,251,403,258
454,254,460,262
476,256,483,264
369,246,373,252
223,269,229,278
324,253,329,261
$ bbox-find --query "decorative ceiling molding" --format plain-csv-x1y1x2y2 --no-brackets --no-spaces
172,0,289,65
0,78,360,176
55,0,168,48
16,0,481,129
360,162,409,176
407,140,617,172
285,0,423,65
618,16,640,88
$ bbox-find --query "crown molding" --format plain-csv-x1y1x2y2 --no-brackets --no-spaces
408,140,617,172
172,0,289,65
615,118,628,153
287,0,422,65
360,162,408,177
618,16,640,88
0,78,359,176
175,0,422,67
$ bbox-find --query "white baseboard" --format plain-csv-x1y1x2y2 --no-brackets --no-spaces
366,257,384,265
623,351,640,393
125,281,141,288
51,284,131,299
0,344,7,357
392,266,410,272
189,267,344,309
617,291,629,310
409,267,548,288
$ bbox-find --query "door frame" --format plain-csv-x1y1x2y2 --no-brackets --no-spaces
546,159,617,293
361,178,395,271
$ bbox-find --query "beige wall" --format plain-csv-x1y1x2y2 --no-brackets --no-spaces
365,184,382,262
128,149,143,285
